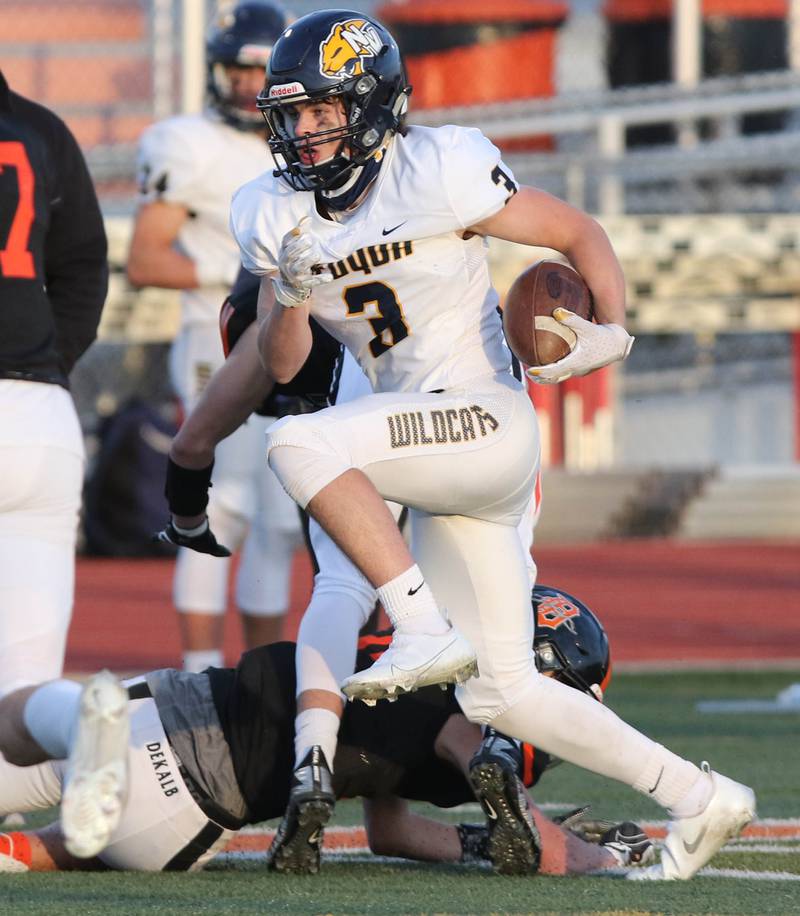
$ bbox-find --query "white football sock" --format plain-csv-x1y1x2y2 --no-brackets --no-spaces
294,708,340,772
293,576,374,771
667,767,715,818
296,591,367,695
182,649,223,673
490,673,703,810
377,565,449,635
632,744,707,811
22,680,82,759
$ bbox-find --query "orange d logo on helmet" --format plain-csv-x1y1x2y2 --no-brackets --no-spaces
536,594,581,633
319,18,383,80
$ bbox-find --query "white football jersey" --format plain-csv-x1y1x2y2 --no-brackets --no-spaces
136,112,270,326
230,125,518,393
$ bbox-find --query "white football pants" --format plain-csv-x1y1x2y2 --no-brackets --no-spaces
267,371,692,797
0,695,231,871
0,381,84,697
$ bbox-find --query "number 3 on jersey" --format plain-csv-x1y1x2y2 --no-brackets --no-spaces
0,142,36,279
344,281,410,357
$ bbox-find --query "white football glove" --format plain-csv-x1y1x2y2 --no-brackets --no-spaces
526,307,635,384
272,217,333,308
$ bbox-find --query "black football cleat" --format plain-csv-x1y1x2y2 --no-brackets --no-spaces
266,746,335,875
468,728,541,876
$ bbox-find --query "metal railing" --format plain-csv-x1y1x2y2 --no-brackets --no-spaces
412,69,800,214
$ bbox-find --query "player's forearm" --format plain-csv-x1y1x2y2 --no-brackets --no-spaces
126,244,199,290
384,815,462,862
364,798,462,862
559,218,626,326
256,291,313,383
171,325,273,469
473,187,627,327
529,801,617,875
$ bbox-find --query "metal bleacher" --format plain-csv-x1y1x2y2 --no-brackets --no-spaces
676,466,800,540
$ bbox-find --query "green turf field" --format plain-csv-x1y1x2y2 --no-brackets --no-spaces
5,669,800,915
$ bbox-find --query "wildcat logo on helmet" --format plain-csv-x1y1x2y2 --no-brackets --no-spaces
536,594,581,632
319,19,384,80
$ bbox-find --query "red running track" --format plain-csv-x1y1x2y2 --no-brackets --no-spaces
65,540,800,674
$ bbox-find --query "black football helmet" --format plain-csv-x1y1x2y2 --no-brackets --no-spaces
532,585,611,701
206,1,288,130
257,8,411,207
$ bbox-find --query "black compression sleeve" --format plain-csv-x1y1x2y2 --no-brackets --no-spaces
165,457,214,516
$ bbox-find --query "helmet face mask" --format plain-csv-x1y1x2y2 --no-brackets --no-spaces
532,585,612,701
257,9,411,202
206,1,288,131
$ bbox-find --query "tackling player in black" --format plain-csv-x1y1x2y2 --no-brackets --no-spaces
0,586,651,874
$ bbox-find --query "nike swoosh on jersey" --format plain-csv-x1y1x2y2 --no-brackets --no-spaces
682,825,708,855
382,221,407,236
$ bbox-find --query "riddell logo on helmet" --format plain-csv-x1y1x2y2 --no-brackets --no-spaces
269,82,306,98
319,19,383,80
537,596,581,632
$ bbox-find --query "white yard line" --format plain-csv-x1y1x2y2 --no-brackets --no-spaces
700,867,800,881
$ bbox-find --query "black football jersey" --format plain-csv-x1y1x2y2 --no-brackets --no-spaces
0,72,107,387
207,633,551,825
343,632,552,805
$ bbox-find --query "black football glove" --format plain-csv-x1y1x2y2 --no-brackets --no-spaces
153,519,231,557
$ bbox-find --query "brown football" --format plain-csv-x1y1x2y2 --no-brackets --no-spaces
502,260,594,367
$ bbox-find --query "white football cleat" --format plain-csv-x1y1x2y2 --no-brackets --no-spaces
341,626,478,702
61,670,130,859
628,763,755,881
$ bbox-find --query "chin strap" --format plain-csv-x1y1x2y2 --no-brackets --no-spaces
319,153,383,211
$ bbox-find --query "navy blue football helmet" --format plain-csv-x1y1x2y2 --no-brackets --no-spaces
532,585,611,701
206,1,288,130
257,8,410,207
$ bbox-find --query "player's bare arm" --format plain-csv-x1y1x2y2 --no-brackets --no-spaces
256,274,315,382
126,200,198,289
154,322,273,555
471,186,635,382
468,186,626,326
363,796,463,862
171,321,274,477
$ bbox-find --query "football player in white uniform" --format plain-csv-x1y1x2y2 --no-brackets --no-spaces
229,9,756,881
151,269,540,873
126,2,303,672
